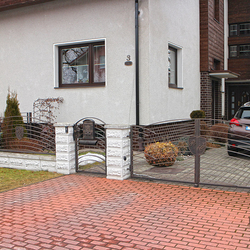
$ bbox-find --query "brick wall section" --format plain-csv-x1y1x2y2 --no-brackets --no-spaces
228,0,250,23
228,0,250,80
214,81,222,120
228,58,250,80
200,0,224,72
200,72,212,119
200,0,224,120
0,0,54,11
207,0,224,71
200,0,209,71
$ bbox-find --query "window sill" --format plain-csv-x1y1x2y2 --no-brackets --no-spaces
214,18,220,24
169,85,183,90
55,82,105,88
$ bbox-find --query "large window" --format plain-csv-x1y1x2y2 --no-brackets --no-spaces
59,41,105,87
229,23,250,36
230,45,250,58
168,46,177,87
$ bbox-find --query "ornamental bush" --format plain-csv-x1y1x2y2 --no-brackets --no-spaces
190,110,206,119
144,141,178,167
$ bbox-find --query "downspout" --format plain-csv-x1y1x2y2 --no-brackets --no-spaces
135,0,140,125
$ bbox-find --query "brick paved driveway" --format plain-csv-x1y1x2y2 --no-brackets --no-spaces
0,175,250,249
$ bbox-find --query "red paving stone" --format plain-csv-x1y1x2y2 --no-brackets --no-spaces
0,175,250,249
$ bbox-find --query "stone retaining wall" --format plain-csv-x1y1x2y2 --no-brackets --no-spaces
0,151,56,172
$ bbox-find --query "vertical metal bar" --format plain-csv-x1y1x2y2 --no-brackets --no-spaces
104,126,107,177
194,119,200,187
27,112,32,138
135,0,140,125
74,125,79,172
130,126,134,178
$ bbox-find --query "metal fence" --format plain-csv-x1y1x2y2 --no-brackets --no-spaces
0,113,55,154
131,119,250,189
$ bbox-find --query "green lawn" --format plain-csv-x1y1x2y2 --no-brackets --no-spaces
0,168,63,192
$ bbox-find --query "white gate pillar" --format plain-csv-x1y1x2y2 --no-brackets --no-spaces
55,123,75,174
105,125,131,180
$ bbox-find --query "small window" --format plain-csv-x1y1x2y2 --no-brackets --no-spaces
59,41,105,87
229,46,237,58
168,46,177,87
214,0,219,22
213,59,220,70
229,24,237,36
240,23,250,35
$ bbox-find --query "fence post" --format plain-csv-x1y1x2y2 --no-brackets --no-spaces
105,125,131,180
194,119,200,187
54,123,75,174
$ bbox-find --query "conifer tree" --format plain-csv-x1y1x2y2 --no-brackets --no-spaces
2,90,25,147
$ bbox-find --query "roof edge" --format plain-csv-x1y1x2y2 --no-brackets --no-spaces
0,0,55,12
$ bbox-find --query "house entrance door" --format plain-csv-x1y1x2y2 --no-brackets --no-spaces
228,84,250,119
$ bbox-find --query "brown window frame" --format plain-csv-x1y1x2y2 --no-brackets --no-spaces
229,23,250,37
229,44,250,58
168,46,177,88
58,41,105,88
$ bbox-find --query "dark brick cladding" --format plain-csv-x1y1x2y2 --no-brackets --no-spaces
200,0,224,72
228,0,250,23
200,0,224,119
228,0,250,80
200,72,212,119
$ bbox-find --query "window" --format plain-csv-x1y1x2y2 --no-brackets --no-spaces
229,23,250,36
58,41,105,87
214,0,219,22
230,45,250,58
240,23,250,35
229,46,237,58
229,24,237,36
239,45,250,57
168,46,177,86
213,59,220,70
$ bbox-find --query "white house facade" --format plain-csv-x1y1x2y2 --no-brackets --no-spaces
0,0,200,125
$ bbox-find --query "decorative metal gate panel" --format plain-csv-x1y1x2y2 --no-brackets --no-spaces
131,119,250,189
130,119,196,184
73,117,106,174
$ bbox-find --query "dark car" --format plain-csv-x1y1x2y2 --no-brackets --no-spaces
228,102,250,156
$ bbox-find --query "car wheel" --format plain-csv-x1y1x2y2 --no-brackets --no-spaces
227,145,237,157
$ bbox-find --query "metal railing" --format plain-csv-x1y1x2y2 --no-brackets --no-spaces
130,118,250,189
0,113,55,154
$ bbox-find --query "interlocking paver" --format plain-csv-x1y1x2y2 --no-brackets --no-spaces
0,174,250,249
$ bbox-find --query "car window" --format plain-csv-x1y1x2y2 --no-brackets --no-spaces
241,109,250,119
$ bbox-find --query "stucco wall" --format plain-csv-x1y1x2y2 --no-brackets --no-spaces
144,0,200,123
0,0,200,125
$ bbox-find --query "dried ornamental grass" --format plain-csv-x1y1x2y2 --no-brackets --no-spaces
144,141,178,167
210,123,228,143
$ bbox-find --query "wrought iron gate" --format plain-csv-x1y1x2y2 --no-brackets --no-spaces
130,119,196,184
73,117,106,174
130,119,250,189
